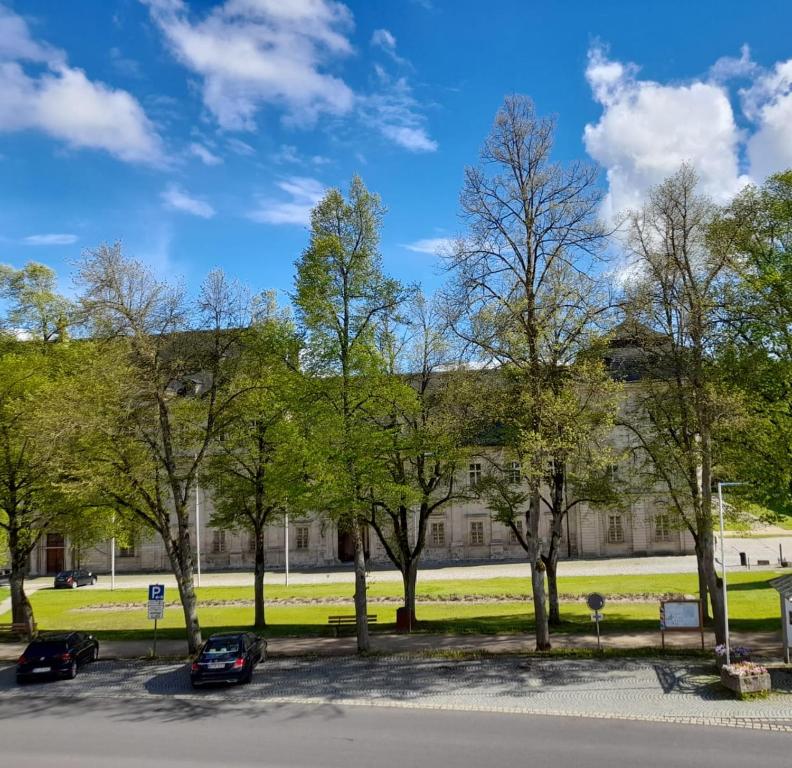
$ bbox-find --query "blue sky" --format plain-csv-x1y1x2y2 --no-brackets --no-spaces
2,0,792,303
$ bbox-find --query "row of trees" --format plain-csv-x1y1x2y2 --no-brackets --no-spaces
1,95,789,655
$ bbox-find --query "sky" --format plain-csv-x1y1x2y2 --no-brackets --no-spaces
1,0,792,304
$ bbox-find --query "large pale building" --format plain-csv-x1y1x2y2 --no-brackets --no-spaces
26,331,695,576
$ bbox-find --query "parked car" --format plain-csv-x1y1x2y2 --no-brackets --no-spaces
0,567,10,586
53,569,97,589
190,632,266,687
16,632,99,683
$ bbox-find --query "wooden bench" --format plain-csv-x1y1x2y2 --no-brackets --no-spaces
0,621,37,640
327,614,378,637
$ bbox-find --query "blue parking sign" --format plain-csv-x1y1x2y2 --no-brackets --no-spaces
148,584,165,601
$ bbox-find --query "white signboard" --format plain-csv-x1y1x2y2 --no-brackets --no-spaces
661,600,700,629
148,600,164,620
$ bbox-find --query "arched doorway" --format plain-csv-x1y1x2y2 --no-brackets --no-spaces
45,533,65,575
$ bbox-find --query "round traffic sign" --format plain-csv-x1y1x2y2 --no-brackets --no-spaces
586,592,605,611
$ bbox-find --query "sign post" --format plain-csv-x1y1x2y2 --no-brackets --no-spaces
586,593,606,650
148,584,165,657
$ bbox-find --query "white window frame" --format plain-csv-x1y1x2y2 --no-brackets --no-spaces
606,514,624,544
295,525,310,550
212,529,226,554
430,521,445,547
470,520,485,546
468,462,482,487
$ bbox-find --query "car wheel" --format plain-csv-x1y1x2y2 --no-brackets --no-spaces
243,666,253,684
90,645,98,663
71,582,77,589
67,660,77,679
91,577,97,585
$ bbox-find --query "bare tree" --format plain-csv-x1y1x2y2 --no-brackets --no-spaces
444,95,609,649
75,244,247,653
620,165,739,643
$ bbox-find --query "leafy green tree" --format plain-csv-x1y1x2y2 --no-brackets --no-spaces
715,171,792,515
0,262,72,341
0,262,86,631
294,176,408,652
204,295,309,628
362,293,473,624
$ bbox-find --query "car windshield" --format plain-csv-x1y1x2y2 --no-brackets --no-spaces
56,571,74,578
202,639,240,658
26,641,67,656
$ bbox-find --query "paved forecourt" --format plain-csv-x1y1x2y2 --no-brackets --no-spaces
1,656,791,731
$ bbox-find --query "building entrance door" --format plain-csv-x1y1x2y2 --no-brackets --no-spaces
45,533,65,574
337,526,369,563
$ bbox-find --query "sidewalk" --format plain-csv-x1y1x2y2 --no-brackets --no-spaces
0,628,784,661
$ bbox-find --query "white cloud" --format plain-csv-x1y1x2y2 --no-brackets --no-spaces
583,45,747,219
361,67,437,152
189,141,222,165
272,143,331,166
161,183,216,218
109,47,143,78
226,137,255,156
371,29,396,53
403,237,453,254
0,6,162,164
709,44,759,83
741,59,792,182
142,0,355,130
22,233,78,245
248,176,325,226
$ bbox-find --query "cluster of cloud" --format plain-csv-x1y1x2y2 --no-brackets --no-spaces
0,4,163,164
584,44,792,219
141,1,437,155
142,0,356,130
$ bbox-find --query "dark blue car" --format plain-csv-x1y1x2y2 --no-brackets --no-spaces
190,632,266,687
17,632,99,682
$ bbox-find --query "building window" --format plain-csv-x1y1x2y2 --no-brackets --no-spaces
606,514,624,544
430,521,445,547
296,526,310,550
510,520,523,544
655,514,672,542
468,462,482,487
118,545,135,558
608,464,619,482
212,529,226,554
506,461,521,484
470,520,485,546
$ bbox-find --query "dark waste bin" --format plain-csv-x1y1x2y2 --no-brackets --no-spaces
395,607,416,632
739,552,748,567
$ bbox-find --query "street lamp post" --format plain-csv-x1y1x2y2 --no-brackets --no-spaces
717,481,746,666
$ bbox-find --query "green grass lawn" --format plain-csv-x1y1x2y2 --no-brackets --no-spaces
0,587,8,604
4,571,781,641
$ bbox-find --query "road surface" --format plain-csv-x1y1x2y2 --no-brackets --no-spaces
0,695,790,768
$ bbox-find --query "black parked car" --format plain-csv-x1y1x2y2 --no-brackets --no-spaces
190,632,266,687
53,569,97,589
16,632,99,683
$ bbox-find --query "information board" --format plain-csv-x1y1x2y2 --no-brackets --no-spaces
660,600,701,629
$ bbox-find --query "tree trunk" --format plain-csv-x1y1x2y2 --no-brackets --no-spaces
166,531,202,654
253,529,266,629
352,519,370,652
528,493,551,650
545,553,559,626
8,528,34,628
695,547,711,624
700,529,726,645
402,559,418,628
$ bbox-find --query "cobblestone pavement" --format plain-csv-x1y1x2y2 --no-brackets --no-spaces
1,656,791,732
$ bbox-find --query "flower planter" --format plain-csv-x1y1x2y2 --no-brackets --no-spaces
720,666,771,698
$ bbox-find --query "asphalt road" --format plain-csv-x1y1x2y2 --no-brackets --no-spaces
0,695,790,768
